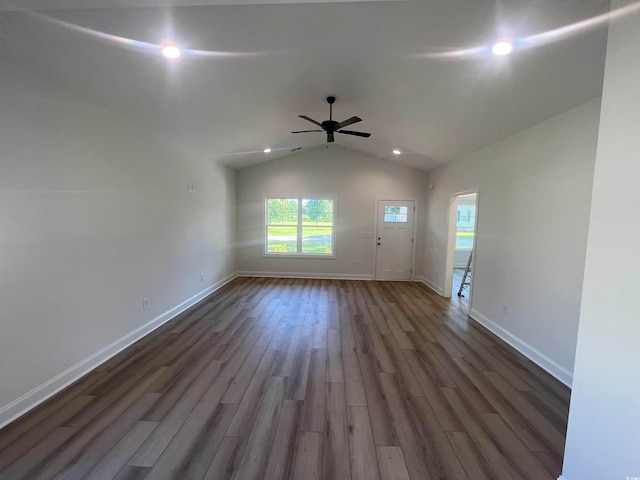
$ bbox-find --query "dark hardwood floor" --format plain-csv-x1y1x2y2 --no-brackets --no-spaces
0,277,571,480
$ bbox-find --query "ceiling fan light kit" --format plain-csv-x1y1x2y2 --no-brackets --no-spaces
292,96,372,143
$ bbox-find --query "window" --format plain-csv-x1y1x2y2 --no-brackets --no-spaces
384,205,408,223
266,197,334,255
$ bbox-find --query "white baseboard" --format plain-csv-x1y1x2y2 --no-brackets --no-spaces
558,476,568,480
237,271,374,281
414,275,444,296
0,272,238,430
469,308,573,387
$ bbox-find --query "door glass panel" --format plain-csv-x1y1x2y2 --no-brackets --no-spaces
384,205,408,223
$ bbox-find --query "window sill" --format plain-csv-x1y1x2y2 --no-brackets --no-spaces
263,253,336,260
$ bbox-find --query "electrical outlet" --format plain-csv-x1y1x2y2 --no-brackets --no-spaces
502,303,508,315
143,298,149,310
200,273,204,281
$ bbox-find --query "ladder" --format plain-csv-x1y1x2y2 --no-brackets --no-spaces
457,250,473,297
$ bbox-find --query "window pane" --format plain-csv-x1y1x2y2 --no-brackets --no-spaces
302,227,332,254
283,199,298,224
268,198,298,226
267,226,298,252
267,199,283,224
302,199,333,226
319,201,333,213
384,205,408,223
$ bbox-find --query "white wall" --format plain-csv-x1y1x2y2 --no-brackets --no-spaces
236,146,429,278
0,56,236,427
561,1,640,478
421,98,601,384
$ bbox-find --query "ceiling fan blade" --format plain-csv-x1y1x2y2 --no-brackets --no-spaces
338,130,371,138
291,130,323,133
327,132,335,143
337,116,362,129
299,115,323,127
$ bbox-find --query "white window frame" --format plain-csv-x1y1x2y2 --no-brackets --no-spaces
264,195,336,258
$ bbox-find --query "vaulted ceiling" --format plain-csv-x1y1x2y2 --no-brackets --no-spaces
0,0,611,171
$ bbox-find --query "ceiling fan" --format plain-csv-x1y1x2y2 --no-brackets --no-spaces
292,96,371,143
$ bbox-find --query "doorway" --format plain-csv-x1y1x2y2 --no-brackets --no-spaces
375,199,416,280
444,192,478,303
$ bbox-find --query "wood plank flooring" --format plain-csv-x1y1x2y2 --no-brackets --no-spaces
0,277,571,480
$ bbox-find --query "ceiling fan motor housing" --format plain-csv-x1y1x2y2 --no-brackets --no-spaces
322,120,339,133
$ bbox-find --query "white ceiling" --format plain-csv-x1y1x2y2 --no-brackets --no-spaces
0,0,611,171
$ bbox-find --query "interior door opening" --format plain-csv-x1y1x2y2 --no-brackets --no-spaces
444,192,478,306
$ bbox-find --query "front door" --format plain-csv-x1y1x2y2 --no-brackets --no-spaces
375,200,415,280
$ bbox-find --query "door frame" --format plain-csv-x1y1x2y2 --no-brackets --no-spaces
444,189,480,307
373,196,418,281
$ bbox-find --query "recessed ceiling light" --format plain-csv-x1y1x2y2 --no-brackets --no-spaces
492,39,513,56
162,44,181,59
393,149,401,155
263,148,272,153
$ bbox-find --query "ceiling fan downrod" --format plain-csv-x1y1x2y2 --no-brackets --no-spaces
327,96,335,121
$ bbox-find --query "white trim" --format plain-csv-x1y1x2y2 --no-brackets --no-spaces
237,271,373,281
414,275,444,295
469,308,573,387
262,253,336,259
557,476,568,480
0,272,238,430
444,188,479,304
